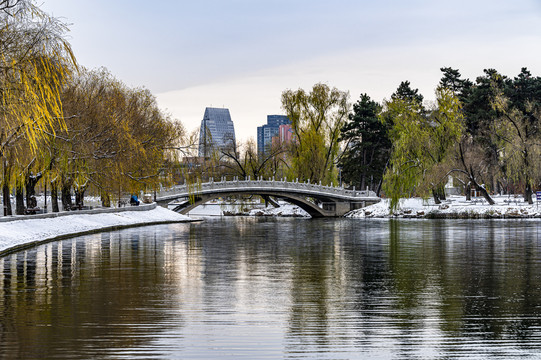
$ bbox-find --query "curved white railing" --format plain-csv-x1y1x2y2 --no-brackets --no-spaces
156,178,378,202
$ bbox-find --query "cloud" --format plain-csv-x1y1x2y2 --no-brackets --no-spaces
157,35,541,144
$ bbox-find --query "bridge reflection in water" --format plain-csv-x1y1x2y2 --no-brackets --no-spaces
2,220,541,358
155,178,380,217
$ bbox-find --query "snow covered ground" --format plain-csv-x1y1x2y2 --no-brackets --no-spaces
0,205,192,254
217,202,310,217
218,195,541,219
246,204,310,217
347,195,541,218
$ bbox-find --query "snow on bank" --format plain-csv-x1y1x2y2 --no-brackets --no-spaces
247,204,310,217
0,206,192,254
219,202,310,217
347,195,541,219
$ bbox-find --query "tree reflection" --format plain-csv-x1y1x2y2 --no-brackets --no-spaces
0,219,541,358
385,219,541,352
0,225,191,359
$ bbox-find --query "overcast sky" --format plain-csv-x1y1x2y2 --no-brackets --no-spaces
41,0,541,142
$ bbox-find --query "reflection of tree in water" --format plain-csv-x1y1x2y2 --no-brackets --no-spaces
0,227,186,359
386,220,541,350
284,220,390,352
283,219,541,357
1,219,541,358
286,220,333,345
456,222,541,342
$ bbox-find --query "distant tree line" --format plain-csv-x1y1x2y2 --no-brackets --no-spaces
211,68,541,210
1,0,186,215
341,67,541,209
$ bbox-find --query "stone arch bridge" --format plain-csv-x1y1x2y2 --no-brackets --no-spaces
155,179,380,218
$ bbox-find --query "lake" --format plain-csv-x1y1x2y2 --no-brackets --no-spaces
1,218,541,359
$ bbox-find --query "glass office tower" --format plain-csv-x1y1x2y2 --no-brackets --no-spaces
257,115,290,156
198,107,236,157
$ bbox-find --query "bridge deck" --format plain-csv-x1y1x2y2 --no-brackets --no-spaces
156,179,378,203
155,179,380,217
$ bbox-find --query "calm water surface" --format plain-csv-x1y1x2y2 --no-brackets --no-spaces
1,218,541,359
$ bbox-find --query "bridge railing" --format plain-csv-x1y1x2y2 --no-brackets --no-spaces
156,178,377,200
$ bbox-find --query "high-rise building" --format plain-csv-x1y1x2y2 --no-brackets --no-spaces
257,115,290,156
278,124,293,144
198,107,236,157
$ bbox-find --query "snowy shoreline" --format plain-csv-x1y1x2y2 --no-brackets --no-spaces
346,195,541,219
223,203,310,217
0,204,194,255
219,195,541,219
2,195,539,256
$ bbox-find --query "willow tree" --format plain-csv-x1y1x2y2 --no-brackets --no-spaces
120,86,184,194
55,68,183,208
383,87,465,210
491,70,541,204
0,0,76,213
281,83,350,185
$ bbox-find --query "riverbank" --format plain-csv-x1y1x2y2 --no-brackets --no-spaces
220,195,541,219
346,195,541,219
223,203,310,217
0,204,194,255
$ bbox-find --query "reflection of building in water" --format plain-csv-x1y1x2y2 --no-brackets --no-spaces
163,230,204,297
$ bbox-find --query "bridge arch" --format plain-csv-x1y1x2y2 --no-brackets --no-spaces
173,190,332,218
155,180,380,217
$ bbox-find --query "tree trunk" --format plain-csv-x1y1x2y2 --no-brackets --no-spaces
465,182,471,201
490,175,497,197
375,179,383,197
496,180,503,195
525,181,533,204
262,195,279,208
25,172,42,209
101,192,111,207
458,143,494,204
474,183,495,205
75,189,84,209
438,185,446,201
2,183,11,216
15,185,25,215
61,180,72,211
51,180,59,213
523,149,533,204
74,183,87,209
2,160,12,216
432,189,441,205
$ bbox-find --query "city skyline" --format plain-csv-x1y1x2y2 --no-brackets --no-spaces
40,0,541,142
